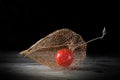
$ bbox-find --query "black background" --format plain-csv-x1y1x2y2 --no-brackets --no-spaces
0,1,119,56
0,1,120,80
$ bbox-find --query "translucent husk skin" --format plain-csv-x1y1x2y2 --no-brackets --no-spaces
20,28,87,70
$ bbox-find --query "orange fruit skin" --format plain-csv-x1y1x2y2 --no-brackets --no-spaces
55,48,74,67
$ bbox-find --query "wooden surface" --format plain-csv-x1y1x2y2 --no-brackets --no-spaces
0,52,120,80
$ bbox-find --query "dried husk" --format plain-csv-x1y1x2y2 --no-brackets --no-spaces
20,28,87,70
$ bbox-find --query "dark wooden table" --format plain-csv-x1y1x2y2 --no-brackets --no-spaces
0,52,120,80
